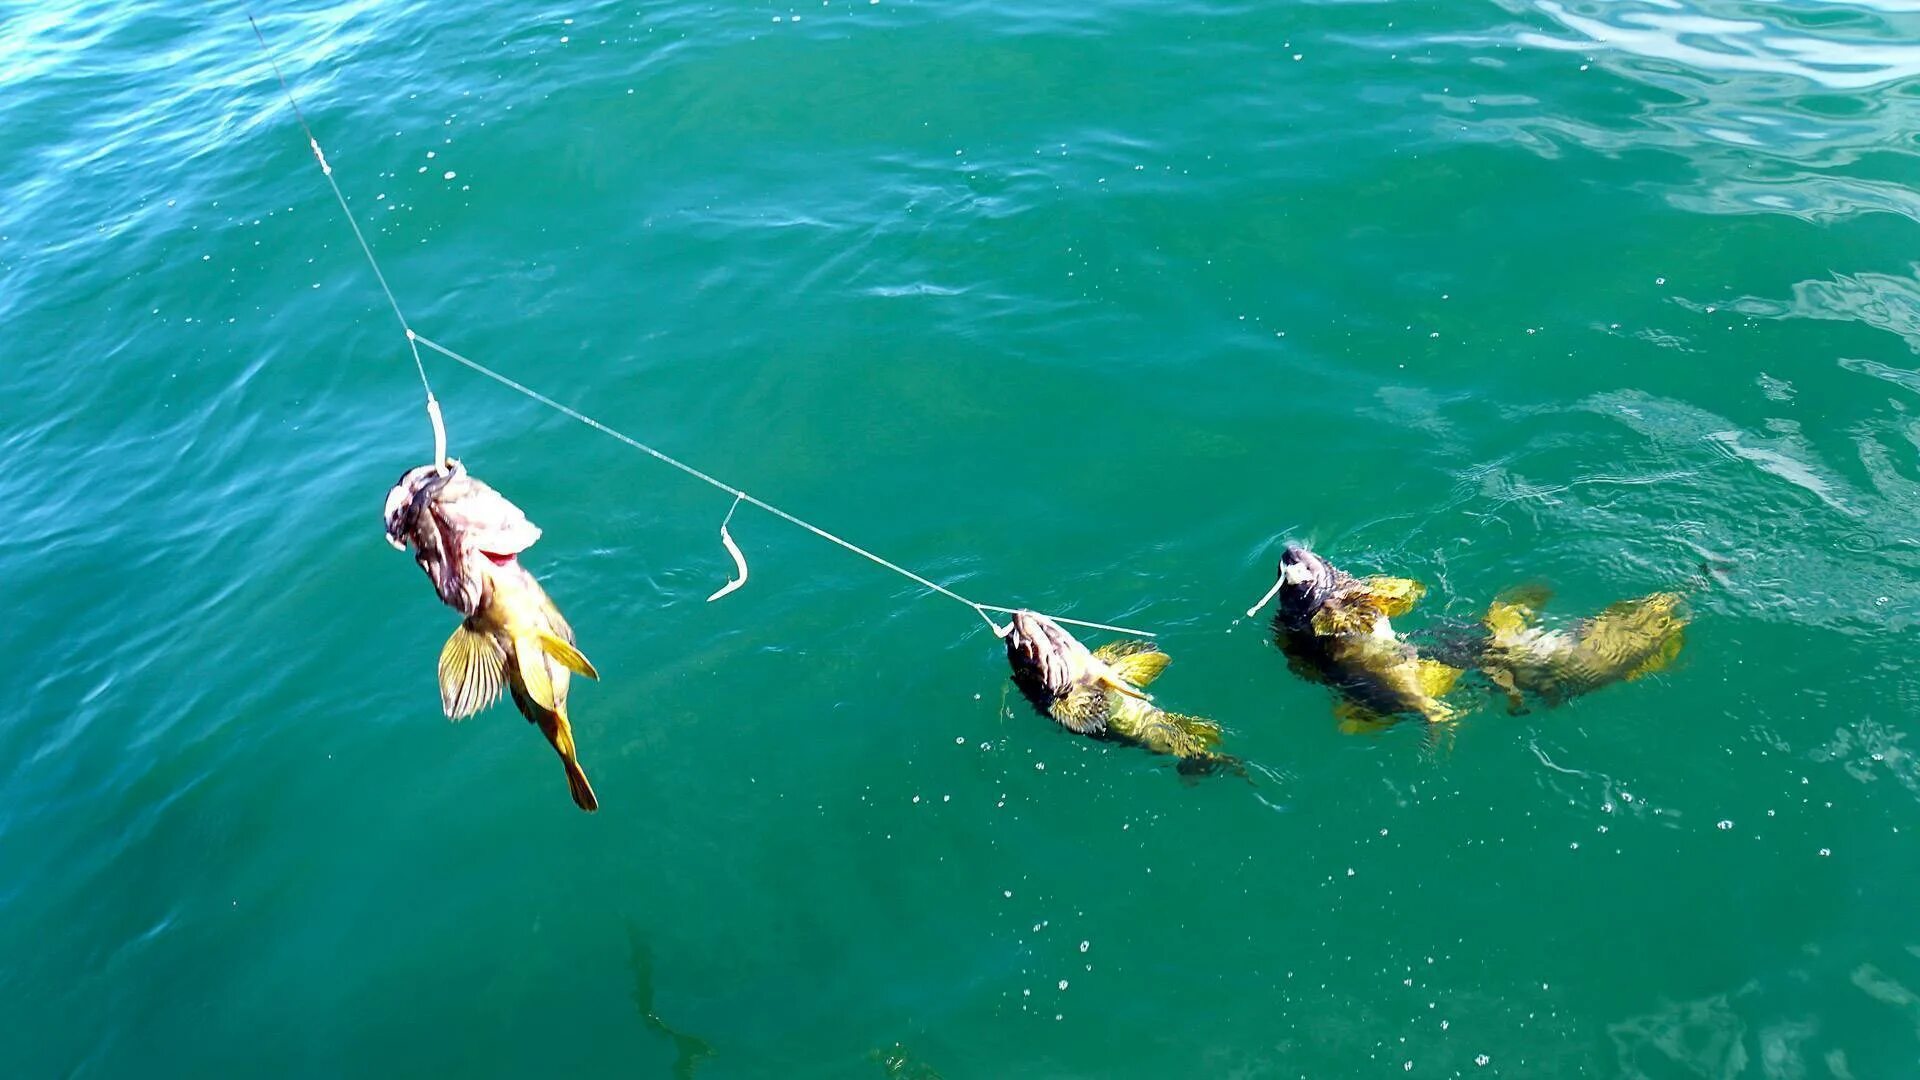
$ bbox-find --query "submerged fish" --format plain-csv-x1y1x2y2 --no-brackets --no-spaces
1267,544,1464,729
1002,609,1232,772
384,461,603,811
1475,586,1688,714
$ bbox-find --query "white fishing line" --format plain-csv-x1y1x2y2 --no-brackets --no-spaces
251,16,1154,641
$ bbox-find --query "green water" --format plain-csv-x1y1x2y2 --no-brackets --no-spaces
8,0,1920,1075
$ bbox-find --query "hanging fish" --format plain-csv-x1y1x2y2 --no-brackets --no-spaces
1473,586,1688,714
1002,610,1234,773
1264,544,1464,730
384,461,603,811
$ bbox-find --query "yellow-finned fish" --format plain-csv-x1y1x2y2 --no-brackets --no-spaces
1002,609,1235,773
384,461,603,811
1476,586,1688,714
1267,543,1464,730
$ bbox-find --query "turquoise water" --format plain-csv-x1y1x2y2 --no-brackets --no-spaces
8,0,1920,1074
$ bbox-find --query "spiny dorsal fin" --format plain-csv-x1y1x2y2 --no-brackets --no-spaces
1092,640,1171,688
439,622,507,720
1359,576,1426,617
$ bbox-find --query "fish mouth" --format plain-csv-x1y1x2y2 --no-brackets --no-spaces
1275,543,1334,622
1004,609,1092,697
1004,610,1152,702
382,460,462,550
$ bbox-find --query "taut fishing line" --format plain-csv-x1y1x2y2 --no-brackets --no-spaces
249,15,1155,641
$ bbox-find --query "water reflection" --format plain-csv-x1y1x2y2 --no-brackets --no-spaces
1410,1,1920,222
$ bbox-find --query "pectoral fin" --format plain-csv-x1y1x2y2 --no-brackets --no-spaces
537,629,599,680
1311,605,1372,637
1051,686,1111,736
1360,576,1427,617
1092,640,1171,688
439,622,507,720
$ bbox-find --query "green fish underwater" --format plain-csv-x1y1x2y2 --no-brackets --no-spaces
1263,544,1465,730
1002,609,1234,773
1469,586,1689,714
384,461,603,811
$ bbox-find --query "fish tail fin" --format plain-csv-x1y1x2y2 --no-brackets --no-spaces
542,706,600,812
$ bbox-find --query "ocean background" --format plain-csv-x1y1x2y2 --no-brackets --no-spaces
7,0,1920,1075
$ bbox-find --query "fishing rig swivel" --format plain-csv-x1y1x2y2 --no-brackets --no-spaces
249,15,1153,642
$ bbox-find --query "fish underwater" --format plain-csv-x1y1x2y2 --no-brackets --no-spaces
384,461,603,811
1002,609,1234,773
1264,544,1465,729
1468,586,1689,714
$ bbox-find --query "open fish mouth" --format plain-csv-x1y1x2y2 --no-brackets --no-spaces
383,460,460,550
1275,543,1336,623
1004,610,1082,694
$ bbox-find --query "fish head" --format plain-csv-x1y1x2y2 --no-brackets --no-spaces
383,460,461,551
1275,543,1337,627
1003,609,1095,697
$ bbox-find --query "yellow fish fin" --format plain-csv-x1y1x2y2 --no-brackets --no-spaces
1359,576,1426,617
1333,699,1395,734
1311,604,1373,637
1623,627,1685,681
512,634,560,713
439,622,506,720
1091,669,1153,702
537,629,599,680
1051,686,1111,736
1118,711,1222,758
1418,657,1464,698
1092,640,1171,687
1484,600,1537,639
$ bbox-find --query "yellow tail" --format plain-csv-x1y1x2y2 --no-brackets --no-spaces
539,709,599,813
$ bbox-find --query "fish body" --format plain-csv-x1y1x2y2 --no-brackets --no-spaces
1269,544,1462,727
1478,588,1687,713
385,461,602,811
1002,610,1231,771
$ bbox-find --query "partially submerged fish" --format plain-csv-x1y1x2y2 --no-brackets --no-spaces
1475,586,1688,714
1267,544,1464,729
384,461,603,811
1002,609,1233,772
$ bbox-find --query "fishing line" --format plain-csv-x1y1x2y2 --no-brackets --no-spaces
248,15,447,469
251,16,1154,641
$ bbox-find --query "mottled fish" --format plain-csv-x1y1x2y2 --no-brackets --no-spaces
1003,609,1233,772
1475,586,1688,714
1268,544,1464,729
384,461,603,811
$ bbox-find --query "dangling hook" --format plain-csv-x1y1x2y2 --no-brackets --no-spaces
707,494,750,602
